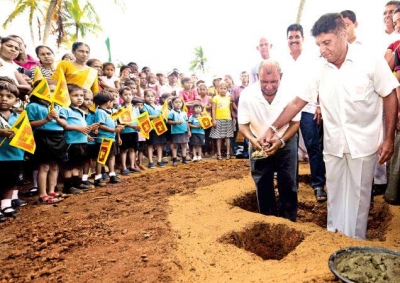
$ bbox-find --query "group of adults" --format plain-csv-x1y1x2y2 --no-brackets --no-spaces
239,4,400,240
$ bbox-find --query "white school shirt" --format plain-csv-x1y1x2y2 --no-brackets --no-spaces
238,83,300,138
299,43,399,159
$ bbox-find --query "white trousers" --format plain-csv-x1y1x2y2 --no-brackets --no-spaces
324,153,377,239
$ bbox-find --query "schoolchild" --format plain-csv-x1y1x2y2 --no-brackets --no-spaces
119,87,141,175
197,83,212,157
147,73,161,102
142,89,166,168
159,92,172,161
133,97,146,170
59,84,93,194
26,79,66,204
79,89,98,188
123,80,139,98
188,103,205,161
0,81,25,220
210,81,234,160
168,96,191,167
100,62,119,89
93,90,124,186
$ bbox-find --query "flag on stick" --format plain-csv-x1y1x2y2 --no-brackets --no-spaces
161,99,169,120
136,111,152,139
9,110,36,154
97,138,113,165
198,116,213,129
33,67,44,84
151,115,168,136
30,79,52,102
52,71,70,108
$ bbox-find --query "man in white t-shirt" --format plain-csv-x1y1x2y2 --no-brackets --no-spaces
238,59,300,222
261,13,399,239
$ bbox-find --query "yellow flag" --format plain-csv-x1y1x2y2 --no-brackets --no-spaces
183,103,188,114
30,79,52,102
161,99,169,120
151,114,168,136
97,138,113,165
33,67,44,84
198,115,213,129
52,71,70,108
9,110,36,154
89,103,97,112
136,111,152,139
118,105,135,124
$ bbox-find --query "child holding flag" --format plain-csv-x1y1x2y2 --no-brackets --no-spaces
59,84,93,194
133,98,147,170
80,89,98,188
26,79,66,204
188,103,205,161
0,81,25,220
142,89,166,168
118,87,141,175
168,96,191,167
93,90,124,186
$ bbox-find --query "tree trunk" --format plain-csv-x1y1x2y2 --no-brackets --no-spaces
43,0,58,45
29,18,35,47
296,0,306,24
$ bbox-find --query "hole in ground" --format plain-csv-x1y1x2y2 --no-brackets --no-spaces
219,222,304,260
231,191,392,241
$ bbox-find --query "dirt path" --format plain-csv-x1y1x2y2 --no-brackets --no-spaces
0,159,399,282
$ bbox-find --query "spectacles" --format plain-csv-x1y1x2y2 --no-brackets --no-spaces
259,43,270,48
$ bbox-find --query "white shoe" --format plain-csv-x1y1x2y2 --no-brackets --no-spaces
197,156,202,161
193,156,198,162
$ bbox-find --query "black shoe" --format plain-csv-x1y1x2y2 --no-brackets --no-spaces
110,176,121,184
12,199,27,208
94,179,106,187
0,211,7,222
2,207,19,217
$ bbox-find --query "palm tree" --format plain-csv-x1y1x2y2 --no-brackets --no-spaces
56,0,102,46
43,0,125,46
296,0,306,24
189,46,207,74
2,0,46,46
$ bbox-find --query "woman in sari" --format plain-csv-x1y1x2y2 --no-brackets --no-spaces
52,42,99,94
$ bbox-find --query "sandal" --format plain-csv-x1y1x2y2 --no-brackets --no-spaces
314,187,327,203
226,154,231,160
48,192,68,199
1,207,19,217
0,211,7,222
217,155,222,160
25,186,38,197
38,195,63,205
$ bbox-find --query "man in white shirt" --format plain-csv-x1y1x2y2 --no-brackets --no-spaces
340,10,362,45
249,36,272,84
160,69,182,96
283,24,327,203
238,59,300,222
261,13,399,239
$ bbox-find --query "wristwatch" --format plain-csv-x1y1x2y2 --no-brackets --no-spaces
279,138,285,148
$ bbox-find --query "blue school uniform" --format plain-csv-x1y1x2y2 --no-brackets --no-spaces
95,107,116,142
188,115,205,135
168,109,189,134
59,107,88,144
85,110,96,145
143,103,162,117
25,102,64,131
0,111,24,161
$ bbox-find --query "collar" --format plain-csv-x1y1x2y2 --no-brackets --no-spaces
99,107,112,114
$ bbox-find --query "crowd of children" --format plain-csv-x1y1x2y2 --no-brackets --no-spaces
0,37,249,221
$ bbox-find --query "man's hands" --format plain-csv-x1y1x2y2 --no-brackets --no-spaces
378,139,394,164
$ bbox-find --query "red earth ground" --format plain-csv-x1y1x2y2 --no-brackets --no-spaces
1,159,399,283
